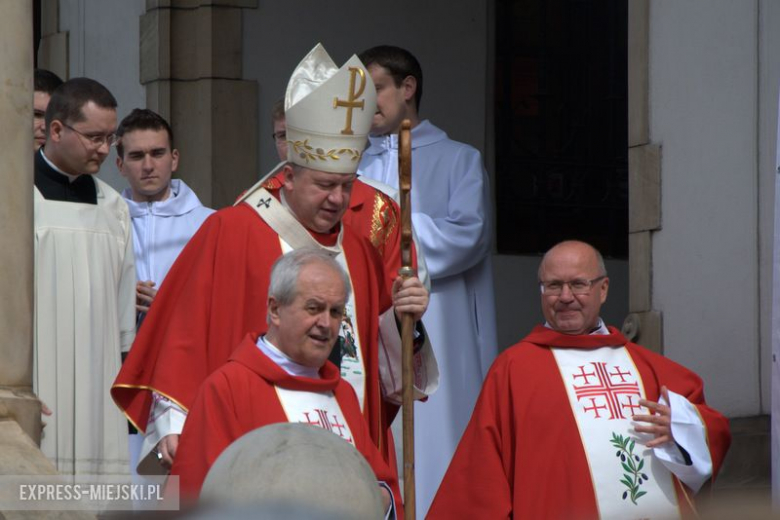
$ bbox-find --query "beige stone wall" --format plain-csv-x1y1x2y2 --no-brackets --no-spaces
37,0,67,80
141,1,258,209
624,0,663,354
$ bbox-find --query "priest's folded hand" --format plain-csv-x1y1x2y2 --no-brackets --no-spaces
391,276,428,322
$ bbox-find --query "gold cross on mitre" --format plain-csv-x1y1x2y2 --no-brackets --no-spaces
284,44,376,174
333,67,366,135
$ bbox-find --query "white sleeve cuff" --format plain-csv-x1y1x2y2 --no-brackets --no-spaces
135,393,187,475
653,390,713,492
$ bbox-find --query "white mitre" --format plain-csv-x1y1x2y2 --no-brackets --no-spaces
284,43,377,174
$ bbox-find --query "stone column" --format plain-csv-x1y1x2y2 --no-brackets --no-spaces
623,0,663,353
141,0,258,209
37,0,69,80
0,0,43,444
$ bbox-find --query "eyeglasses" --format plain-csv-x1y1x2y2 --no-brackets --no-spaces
61,122,117,148
539,276,606,296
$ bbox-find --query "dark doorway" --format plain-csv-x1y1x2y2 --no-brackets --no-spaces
34,0,41,67
494,0,628,258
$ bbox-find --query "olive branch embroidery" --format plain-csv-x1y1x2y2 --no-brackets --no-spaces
610,432,649,505
290,139,361,163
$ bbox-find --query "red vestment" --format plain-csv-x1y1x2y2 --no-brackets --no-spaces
169,332,402,515
428,326,731,520
112,190,399,464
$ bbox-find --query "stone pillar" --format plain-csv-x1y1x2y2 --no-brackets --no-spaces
0,0,42,443
37,0,69,79
141,0,258,209
624,0,663,353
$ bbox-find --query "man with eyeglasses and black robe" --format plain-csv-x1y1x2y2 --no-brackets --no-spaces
429,240,731,520
35,77,136,475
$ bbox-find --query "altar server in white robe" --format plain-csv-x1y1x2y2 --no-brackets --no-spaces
117,108,214,323
34,77,136,474
116,108,214,478
357,45,498,516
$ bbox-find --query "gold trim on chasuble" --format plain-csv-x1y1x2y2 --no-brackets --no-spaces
369,191,398,250
551,345,682,519
261,177,283,190
110,384,191,433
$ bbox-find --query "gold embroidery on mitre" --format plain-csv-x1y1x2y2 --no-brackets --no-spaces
289,138,362,164
369,191,398,251
333,67,367,136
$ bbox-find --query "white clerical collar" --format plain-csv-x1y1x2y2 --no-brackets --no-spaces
544,318,609,335
256,335,320,379
40,149,82,183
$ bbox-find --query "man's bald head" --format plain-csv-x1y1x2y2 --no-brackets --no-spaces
538,241,607,280
538,241,609,335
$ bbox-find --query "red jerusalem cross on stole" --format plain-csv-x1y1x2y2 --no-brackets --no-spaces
572,362,643,420
552,345,681,519
275,387,355,445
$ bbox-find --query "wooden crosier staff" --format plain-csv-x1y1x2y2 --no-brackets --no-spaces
398,119,416,520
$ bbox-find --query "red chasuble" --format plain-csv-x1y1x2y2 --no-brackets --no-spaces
112,191,398,464
428,326,731,520
262,174,406,276
169,333,401,513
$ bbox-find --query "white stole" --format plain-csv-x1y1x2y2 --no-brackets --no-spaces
552,346,681,519
275,386,355,446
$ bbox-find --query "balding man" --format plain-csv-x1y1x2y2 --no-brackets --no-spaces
429,240,731,519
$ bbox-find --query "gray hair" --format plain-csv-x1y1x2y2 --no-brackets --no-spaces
267,249,352,321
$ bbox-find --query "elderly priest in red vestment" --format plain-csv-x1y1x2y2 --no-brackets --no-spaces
112,43,437,479
428,240,731,520
169,249,401,516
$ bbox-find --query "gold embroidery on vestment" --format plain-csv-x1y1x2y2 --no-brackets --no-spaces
369,191,397,251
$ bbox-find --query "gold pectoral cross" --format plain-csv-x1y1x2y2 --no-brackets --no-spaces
333,67,366,135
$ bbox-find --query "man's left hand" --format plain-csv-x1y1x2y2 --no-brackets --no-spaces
634,385,674,448
136,280,158,313
391,276,428,322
